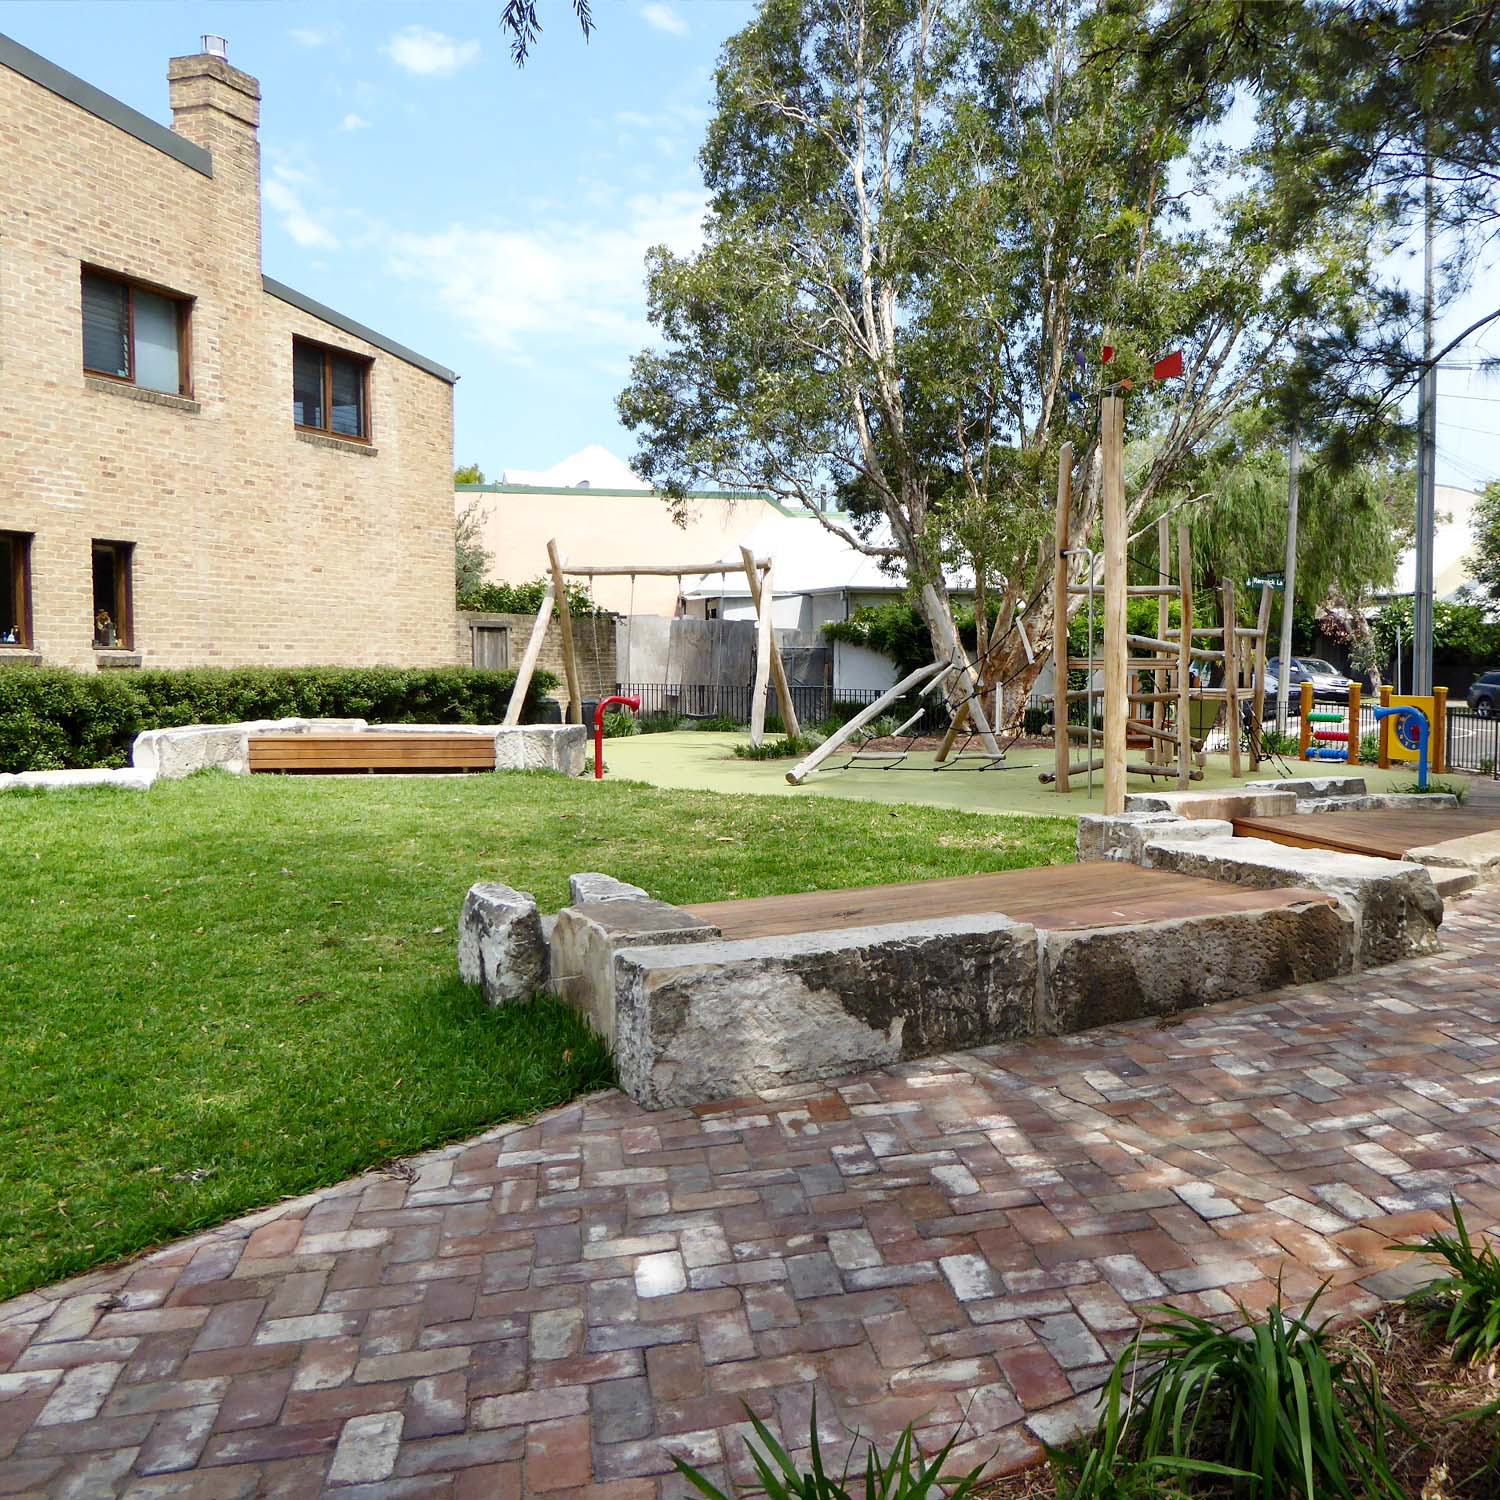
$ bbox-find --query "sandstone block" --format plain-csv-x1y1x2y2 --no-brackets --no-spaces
1405,830,1500,882
132,718,366,779
1038,901,1353,1034
492,725,587,776
551,899,720,1046
1142,835,1442,968
1243,777,1368,800
568,874,649,905
610,914,1038,1108
458,883,547,1005
0,767,154,792
1077,813,1232,864
1124,788,1298,821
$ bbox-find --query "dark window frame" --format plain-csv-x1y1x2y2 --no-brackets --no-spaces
292,337,372,443
92,539,135,651
1,531,33,649
81,266,193,397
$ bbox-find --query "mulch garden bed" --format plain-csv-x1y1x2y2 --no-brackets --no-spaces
978,1306,1500,1499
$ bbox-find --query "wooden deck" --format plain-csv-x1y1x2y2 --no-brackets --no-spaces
683,863,1335,940
247,733,495,775
1232,807,1500,860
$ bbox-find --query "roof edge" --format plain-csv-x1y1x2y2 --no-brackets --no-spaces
456,482,774,501
0,31,213,177
263,277,457,385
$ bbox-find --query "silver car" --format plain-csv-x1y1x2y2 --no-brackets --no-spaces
1263,657,1354,704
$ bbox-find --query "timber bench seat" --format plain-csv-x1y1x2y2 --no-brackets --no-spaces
247,732,495,775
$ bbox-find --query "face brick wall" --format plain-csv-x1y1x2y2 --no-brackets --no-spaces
0,48,457,671
455,610,619,705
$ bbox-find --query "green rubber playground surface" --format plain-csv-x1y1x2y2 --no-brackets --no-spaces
600,732,1420,818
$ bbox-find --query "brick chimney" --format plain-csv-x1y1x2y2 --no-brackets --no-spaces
168,40,262,271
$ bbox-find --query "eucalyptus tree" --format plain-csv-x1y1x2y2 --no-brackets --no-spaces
1142,0,1500,423
618,0,1387,711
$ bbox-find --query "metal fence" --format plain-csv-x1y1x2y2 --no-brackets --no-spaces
622,679,1500,773
1026,689,1500,775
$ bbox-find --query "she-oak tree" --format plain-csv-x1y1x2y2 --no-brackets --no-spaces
617,0,1391,718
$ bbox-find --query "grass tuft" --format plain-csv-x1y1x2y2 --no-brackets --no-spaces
1397,1198,1500,1364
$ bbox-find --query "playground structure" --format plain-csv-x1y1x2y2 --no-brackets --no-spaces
786,392,1273,805
505,541,797,748
1377,685,1449,774
1298,680,1363,763
1048,397,1273,813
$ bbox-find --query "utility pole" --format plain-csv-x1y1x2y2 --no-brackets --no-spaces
1276,428,1300,735
1413,129,1437,697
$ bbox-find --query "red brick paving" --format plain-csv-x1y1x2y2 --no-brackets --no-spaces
2,889,1498,1496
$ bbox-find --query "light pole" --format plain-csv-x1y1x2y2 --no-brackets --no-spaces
1276,429,1301,736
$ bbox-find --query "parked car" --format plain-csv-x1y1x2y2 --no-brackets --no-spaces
1468,670,1500,718
1263,657,1354,704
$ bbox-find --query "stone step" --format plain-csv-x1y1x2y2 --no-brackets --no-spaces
1420,863,1479,898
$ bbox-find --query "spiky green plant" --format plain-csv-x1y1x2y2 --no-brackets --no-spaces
672,1401,987,1500
1051,1283,1404,1500
1397,1198,1500,1363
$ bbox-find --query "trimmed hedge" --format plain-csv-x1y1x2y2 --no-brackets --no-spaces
0,665,559,773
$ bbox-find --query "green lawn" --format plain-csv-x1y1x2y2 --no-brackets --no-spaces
1,771,1073,1299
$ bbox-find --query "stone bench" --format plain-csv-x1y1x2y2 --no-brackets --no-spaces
132,719,587,779
457,869,1355,1109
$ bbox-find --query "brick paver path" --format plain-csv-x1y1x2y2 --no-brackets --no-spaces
3,890,1498,1498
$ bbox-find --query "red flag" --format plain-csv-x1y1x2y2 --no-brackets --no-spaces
1152,350,1184,381
1101,345,1114,364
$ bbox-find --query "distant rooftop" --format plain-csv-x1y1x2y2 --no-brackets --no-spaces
459,445,789,506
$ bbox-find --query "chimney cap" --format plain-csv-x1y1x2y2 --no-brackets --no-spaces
201,34,229,59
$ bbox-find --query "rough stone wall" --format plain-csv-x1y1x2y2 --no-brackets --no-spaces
0,50,456,672
456,611,617,703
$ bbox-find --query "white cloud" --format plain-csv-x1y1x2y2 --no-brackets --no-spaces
384,26,481,77
264,160,340,251
339,113,372,132
641,2,689,35
288,26,339,47
388,189,706,363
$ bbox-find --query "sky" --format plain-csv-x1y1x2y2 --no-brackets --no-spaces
3,0,1496,492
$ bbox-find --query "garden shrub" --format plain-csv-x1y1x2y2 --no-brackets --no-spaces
0,665,558,773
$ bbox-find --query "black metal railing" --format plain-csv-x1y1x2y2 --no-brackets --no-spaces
1023,688,1500,776
617,682,950,735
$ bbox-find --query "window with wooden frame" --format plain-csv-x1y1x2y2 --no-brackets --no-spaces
0,532,32,648
92,541,134,650
293,338,371,441
81,269,192,396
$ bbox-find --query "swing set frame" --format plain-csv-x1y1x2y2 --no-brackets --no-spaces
504,540,801,746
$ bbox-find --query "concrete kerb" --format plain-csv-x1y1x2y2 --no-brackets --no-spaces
0,766,156,793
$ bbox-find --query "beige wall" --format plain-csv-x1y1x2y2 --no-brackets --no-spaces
0,48,456,672
457,487,779,616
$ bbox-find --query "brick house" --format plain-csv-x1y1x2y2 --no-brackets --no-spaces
0,33,458,672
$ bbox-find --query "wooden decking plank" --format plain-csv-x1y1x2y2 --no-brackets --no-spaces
248,731,495,774
683,864,1335,940
1233,807,1500,860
